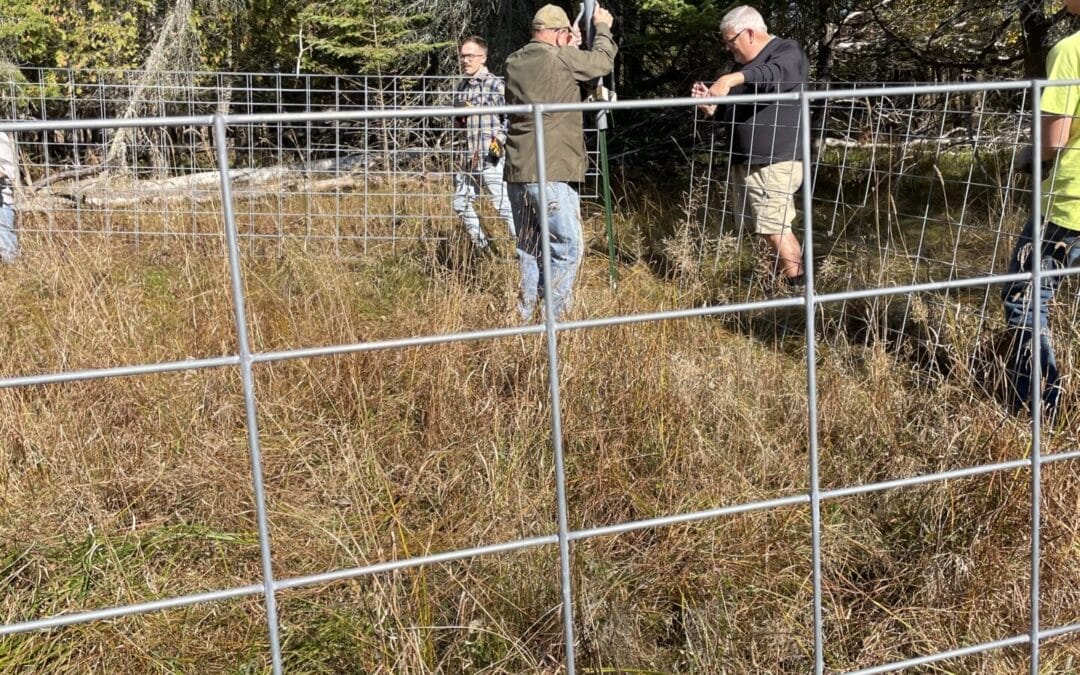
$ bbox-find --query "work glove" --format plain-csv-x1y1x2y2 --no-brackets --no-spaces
1016,145,1054,179
486,137,504,165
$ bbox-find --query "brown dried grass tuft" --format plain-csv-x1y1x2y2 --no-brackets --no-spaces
1,215,1078,672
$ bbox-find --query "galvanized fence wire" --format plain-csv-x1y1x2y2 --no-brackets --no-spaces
688,79,1080,402
808,83,1027,344
1,69,601,251
1,79,1079,674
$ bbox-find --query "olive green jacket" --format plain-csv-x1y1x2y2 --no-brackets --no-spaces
503,25,617,183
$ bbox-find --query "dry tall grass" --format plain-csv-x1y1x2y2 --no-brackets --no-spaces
1,197,1078,673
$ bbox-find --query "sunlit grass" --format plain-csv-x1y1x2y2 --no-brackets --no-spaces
1,189,1078,672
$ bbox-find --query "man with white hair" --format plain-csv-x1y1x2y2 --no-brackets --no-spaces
691,5,808,289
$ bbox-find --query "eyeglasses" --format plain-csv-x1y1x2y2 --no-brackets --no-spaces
459,53,484,60
724,28,748,48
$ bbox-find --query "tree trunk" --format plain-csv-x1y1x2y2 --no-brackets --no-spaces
1020,0,1053,77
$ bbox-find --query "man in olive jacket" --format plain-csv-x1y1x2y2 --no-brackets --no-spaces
504,3,617,321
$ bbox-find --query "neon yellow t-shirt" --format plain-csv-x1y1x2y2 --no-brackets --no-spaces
1043,31,1080,231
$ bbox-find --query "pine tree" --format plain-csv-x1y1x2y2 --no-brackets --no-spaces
298,0,451,74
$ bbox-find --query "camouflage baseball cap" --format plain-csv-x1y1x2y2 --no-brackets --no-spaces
532,4,572,31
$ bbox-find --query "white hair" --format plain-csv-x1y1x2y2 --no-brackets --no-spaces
720,6,768,35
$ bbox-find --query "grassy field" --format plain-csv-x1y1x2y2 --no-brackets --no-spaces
1,183,1079,673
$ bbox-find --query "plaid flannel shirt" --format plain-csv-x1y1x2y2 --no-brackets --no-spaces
454,68,508,171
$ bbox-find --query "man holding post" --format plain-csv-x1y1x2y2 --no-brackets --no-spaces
503,3,617,321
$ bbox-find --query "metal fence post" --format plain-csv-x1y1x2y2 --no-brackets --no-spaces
305,73,313,246
800,90,825,675
213,113,285,674
1028,78,1044,675
533,104,579,675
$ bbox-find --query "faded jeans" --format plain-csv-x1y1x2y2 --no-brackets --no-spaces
0,205,16,263
509,181,583,321
1001,218,1080,414
452,158,515,247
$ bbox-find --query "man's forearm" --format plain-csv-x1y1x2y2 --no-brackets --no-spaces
713,72,744,89
1017,145,1059,179
709,72,745,97
1043,115,1072,157
1022,115,1072,179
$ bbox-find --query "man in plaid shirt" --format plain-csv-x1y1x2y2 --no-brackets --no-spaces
452,36,516,252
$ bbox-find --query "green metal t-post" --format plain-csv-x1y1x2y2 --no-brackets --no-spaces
583,0,618,287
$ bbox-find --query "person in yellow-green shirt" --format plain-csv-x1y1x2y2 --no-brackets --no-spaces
1002,0,1080,419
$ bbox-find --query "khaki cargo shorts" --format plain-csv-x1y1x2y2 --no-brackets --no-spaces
730,161,803,236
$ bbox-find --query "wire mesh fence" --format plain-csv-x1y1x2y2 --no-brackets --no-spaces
686,81,1080,390
0,78,1078,674
1,68,601,252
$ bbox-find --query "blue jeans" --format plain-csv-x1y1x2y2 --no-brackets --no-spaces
452,158,515,247
0,204,16,263
1001,218,1080,414
509,181,583,321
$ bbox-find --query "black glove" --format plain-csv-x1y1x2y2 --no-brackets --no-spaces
486,137,504,164
1016,146,1054,179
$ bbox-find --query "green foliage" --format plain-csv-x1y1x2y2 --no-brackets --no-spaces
298,0,451,74
0,0,156,70
0,0,1073,86
821,0,1078,81
193,0,304,72
617,0,723,97
0,2,58,66
60,0,155,69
